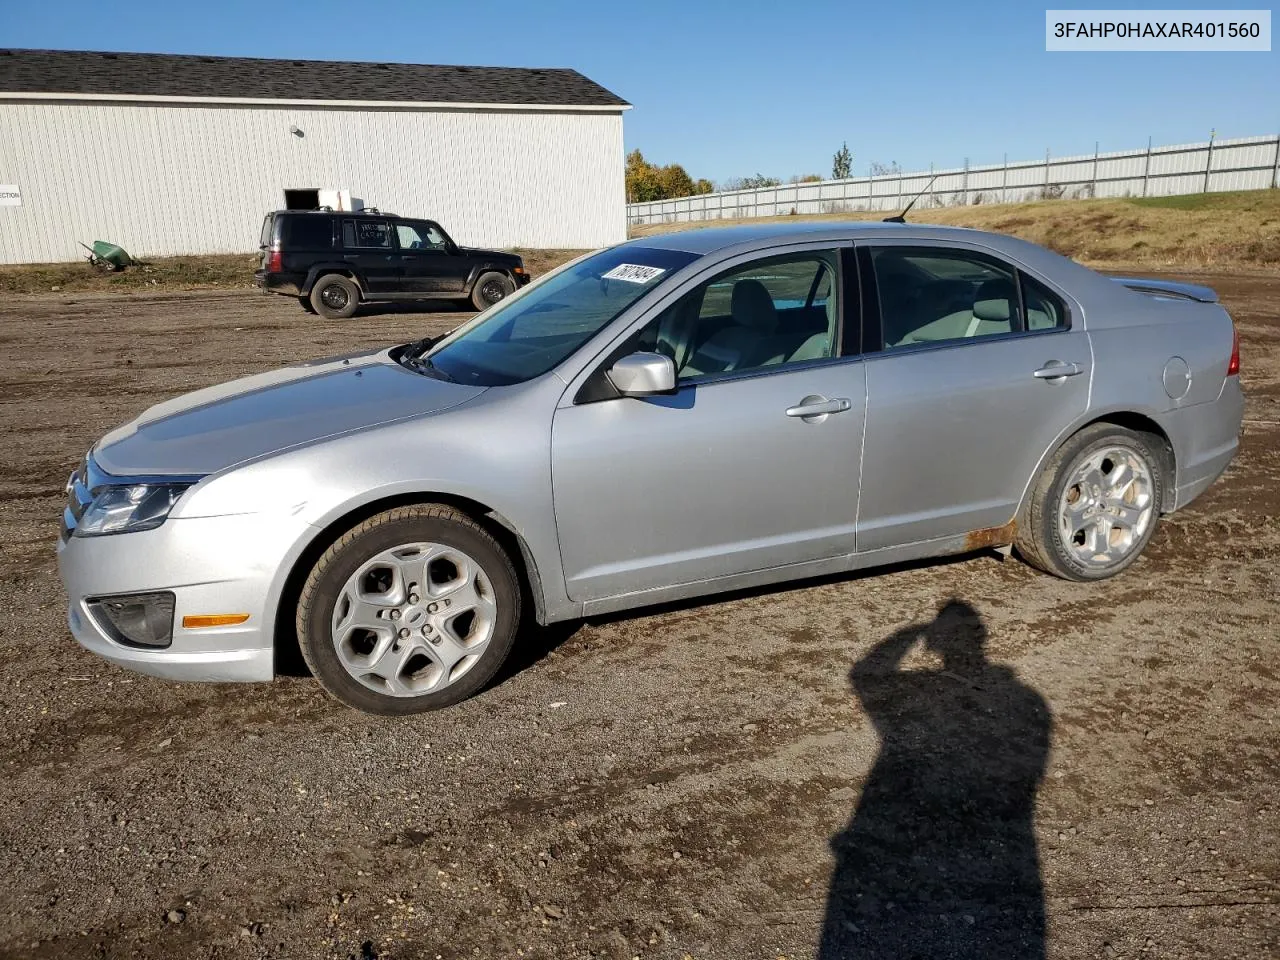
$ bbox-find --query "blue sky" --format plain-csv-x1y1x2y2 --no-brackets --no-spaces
5,0,1277,183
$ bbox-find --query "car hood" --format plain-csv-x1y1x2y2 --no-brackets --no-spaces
458,247,520,264
93,348,485,477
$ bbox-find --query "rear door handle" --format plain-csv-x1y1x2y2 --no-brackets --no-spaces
1033,361,1084,380
786,396,852,421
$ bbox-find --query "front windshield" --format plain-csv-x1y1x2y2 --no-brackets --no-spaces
423,245,699,386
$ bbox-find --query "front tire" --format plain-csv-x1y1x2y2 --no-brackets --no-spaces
1016,423,1165,581
309,274,360,319
471,271,514,310
296,505,521,714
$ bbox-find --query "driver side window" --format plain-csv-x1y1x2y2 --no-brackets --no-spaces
396,221,449,251
638,252,841,382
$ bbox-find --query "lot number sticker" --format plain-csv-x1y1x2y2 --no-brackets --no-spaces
602,263,666,284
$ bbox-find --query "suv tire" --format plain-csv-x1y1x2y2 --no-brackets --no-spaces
310,274,360,319
471,271,514,310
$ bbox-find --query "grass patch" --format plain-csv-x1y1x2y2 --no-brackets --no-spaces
0,248,588,296
1125,191,1267,211
0,254,260,295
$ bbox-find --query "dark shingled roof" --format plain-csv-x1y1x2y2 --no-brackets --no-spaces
0,48,629,107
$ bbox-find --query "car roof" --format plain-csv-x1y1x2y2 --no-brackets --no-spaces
627,220,1020,254
624,219,1116,303
273,210,391,217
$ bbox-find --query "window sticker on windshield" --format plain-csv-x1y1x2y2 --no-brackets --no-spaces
602,263,667,284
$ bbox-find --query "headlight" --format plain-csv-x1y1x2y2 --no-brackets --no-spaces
76,484,191,537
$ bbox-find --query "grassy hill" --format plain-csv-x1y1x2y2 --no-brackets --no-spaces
630,189,1280,271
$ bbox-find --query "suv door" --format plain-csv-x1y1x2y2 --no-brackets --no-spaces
339,217,399,295
854,242,1090,552
394,220,466,295
550,247,867,602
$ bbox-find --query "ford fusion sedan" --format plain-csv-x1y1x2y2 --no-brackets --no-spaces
58,222,1243,714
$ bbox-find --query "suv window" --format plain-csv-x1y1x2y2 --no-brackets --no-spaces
342,219,394,249
869,247,1022,349
284,216,333,249
637,253,840,381
396,221,450,252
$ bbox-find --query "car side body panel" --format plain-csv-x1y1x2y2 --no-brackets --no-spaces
63,221,1244,686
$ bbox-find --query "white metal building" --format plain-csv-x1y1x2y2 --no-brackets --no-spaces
0,49,630,264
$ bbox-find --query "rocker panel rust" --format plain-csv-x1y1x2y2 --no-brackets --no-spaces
963,520,1017,552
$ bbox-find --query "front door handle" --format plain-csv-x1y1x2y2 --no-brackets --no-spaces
1033,361,1084,380
786,395,852,422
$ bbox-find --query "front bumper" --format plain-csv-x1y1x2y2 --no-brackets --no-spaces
57,510,313,682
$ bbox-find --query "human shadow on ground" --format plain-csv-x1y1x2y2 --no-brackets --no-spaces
818,600,1052,960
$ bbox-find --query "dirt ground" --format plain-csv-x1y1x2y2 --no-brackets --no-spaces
0,274,1276,960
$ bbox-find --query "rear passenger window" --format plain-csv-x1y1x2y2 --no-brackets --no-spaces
1021,274,1067,330
869,247,1021,349
284,216,333,249
341,219,393,249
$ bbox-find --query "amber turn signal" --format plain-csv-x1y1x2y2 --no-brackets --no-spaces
181,613,250,629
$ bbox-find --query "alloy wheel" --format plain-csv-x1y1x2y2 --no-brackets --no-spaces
330,542,497,697
1058,446,1155,569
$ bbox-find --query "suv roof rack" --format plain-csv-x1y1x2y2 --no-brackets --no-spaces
359,207,398,217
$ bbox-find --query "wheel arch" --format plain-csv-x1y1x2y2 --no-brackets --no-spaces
464,264,515,294
303,265,367,297
271,492,547,676
1017,409,1178,522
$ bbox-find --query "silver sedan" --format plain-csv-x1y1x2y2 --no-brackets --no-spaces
57,222,1243,713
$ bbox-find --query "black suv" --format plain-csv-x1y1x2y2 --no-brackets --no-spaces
255,210,529,319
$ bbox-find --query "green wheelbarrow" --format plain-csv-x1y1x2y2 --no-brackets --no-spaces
79,240,133,272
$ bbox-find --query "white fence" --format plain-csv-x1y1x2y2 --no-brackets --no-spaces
627,133,1280,225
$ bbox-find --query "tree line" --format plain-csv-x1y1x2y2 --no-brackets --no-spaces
627,142,897,202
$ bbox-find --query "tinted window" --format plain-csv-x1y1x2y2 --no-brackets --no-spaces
870,247,1020,349
1021,273,1068,330
638,252,840,380
396,222,449,251
259,214,275,248
423,246,699,386
341,219,393,249
284,216,333,249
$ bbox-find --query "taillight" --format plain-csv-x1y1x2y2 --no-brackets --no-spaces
266,248,283,273
1227,325,1240,376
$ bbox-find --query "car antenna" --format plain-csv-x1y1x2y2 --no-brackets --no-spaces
882,173,939,223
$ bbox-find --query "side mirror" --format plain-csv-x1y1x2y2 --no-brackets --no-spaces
606,352,677,397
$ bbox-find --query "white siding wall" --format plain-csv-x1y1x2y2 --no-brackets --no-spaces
0,100,627,263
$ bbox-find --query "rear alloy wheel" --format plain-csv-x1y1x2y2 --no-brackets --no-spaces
471,271,514,310
309,274,360,319
296,505,521,714
1016,424,1165,581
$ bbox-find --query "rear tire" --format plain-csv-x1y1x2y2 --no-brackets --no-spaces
309,274,359,319
471,271,514,310
1016,423,1165,581
296,504,521,715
